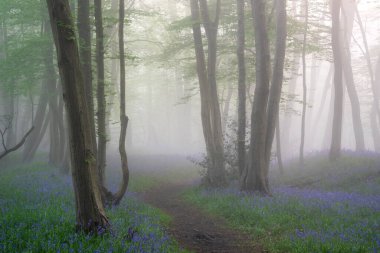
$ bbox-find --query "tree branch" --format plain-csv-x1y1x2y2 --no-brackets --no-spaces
0,126,35,160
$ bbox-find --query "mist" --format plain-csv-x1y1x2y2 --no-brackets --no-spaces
0,0,379,252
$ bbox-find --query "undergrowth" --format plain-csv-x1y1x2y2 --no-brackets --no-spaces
0,161,188,253
185,152,380,253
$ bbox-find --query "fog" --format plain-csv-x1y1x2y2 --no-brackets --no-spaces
0,0,380,252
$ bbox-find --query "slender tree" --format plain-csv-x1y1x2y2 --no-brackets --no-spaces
299,0,308,165
46,0,109,233
190,0,226,187
236,0,246,177
330,0,344,161
113,0,130,206
265,0,287,180
340,0,365,151
94,0,107,184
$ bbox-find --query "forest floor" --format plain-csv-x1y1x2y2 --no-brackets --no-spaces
141,182,264,253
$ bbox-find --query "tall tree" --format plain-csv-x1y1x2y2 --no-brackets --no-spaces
236,0,246,177
113,0,129,206
242,0,287,193
329,0,344,161
340,0,365,151
354,5,380,151
46,0,108,233
299,0,308,165
94,0,107,184
77,0,97,155
190,0,226,187
265,0,287,181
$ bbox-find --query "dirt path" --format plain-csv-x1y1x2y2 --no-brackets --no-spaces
141,183,264,253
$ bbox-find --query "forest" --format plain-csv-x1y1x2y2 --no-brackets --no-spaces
0,0,379,252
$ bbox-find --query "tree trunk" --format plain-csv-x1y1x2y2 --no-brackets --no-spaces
241,0,271,193
78,0,97,156
329,0,344,161
340,0,365,151
236,0,246,177
22,88,49,162
265,0,287,169
299,0,308,165
372,54,380,151
46,0,108,233
222,84,233,133
190,0,226,187
113,0,129,205
94,0,107,185
276,117,284,174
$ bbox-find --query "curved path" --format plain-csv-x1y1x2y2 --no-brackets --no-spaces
141,183,264,253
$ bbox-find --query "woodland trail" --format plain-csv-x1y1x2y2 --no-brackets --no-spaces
141,182,265,253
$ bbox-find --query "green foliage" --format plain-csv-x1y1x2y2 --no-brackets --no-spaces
0,0,48,97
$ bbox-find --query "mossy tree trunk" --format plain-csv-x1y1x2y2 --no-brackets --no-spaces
46,0,109,233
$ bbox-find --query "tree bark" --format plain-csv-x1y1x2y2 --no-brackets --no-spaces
236,0,246,177
46,0,108,233
112,0,130,205
190,0,226,187
241,0,271,193
94,0,107,185
78,0,97,156
329,0,344,161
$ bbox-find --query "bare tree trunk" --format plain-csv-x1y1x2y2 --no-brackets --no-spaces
241,0,271,193
236,0,246,177
78,0,97,156
112,0,130,205
330,0,344,161
276,117,284,174
22,87,49,162
299,0,308,165
46,0,108,233
265,0,287,168
94,0,107,184
340,0,365,151
5,91,16,148
222,84,233,132
190,0,226,187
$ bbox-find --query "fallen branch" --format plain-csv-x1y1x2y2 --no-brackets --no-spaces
0,126,35,160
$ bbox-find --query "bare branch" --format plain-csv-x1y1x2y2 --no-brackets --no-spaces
0,126,35,160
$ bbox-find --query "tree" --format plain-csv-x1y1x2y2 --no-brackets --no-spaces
0,116,34,160
242,0,287,193
236,0,246,177
94,0,107,184
329,0,343,161
190,0,226,187
46,0,109,233
78,0,97,155
340,0,365,151
113,0,130,205
299,0,308,165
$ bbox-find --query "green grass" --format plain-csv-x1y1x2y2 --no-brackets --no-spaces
184,154,380,253
0,161,189,253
